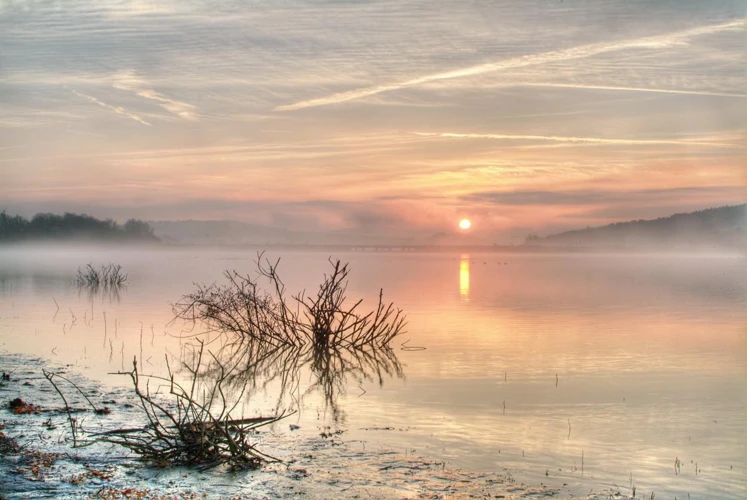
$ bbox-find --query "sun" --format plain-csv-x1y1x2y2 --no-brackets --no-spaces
459,218,471,230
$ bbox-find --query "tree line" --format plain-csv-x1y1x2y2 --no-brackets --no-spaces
0,211,159,242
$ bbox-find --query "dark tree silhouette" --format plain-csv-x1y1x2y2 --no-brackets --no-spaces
0,211,159,242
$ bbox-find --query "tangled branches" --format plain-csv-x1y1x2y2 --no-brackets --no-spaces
172,255,406,350
44,341,289,471
94,343,290,470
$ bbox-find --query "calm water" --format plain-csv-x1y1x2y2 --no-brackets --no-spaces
0,246,745,498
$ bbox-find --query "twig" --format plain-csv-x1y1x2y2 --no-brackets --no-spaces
43,369,78,447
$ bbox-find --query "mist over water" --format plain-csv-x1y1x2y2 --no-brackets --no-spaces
0,245,745,498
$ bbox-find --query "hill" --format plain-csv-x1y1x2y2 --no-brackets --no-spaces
525,205,746,250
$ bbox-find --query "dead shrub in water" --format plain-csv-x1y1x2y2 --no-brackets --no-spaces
92,341,289,470
44,340,288,470
171,255,406,349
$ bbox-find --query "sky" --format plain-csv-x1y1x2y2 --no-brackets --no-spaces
1,0,745,243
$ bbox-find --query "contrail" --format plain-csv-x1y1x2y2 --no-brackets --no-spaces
135,89,197,120
112,72,197,121
517,82,745,98
413,132,740,148
276,19,745,111
69,89,151,126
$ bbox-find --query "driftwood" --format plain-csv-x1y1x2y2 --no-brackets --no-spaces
45,340,290,470
101,341,290,470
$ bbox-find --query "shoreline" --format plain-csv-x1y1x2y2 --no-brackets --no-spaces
0,352,632,499
0,240,743,258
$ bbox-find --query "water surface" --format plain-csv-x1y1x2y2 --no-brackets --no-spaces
0,246,744,498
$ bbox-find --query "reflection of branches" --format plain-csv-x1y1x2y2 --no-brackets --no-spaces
309,344,404,422
77,282,124,303
199,339,405,423
199,341,305,414
171,254,406,350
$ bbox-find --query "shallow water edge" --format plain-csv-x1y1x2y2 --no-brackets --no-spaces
0,352,639,499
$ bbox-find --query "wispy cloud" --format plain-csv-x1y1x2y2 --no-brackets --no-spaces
112,71,197,121
276,19,745,111
0,132,421,164
464,186,747,206
68,89,152,126
515,82,745,98
413,132,740,148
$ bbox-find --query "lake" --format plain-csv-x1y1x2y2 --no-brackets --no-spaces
0,245,744,498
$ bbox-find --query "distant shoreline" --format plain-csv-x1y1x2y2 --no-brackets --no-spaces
159,242,747,257
0,240,742,256
221,243,745,255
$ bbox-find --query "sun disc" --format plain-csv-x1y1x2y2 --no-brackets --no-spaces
459,218,471,230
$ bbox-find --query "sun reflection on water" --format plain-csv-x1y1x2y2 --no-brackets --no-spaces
459,254,470,301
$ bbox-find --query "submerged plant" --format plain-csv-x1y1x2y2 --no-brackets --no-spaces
171,254,406,350
75,263,128,288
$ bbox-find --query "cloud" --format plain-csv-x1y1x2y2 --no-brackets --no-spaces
112,71,197,121
67,89,152,126
462,186,746,240
413,132,739,148
514,82,745,99
465,186,746,207
276,19,745,111
560,204,743,221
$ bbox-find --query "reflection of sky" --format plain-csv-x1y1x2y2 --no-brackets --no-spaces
1,2,745,242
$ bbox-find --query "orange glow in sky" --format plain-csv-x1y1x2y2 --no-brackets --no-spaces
0,3,743,243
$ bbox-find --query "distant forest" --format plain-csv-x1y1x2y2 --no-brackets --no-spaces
0,211,159,242
525,204,746,250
